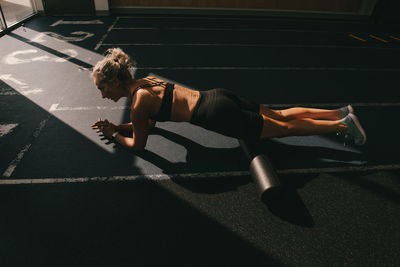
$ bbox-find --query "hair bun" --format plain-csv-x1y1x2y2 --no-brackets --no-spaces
92,47,137,85
107,48,136,71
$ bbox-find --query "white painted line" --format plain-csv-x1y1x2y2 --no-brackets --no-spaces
113,26,382,36
95,17,119,51
112,27,335,33
1,164,399,184
0,123,18,137
36,31,95,42
49,103,129,112
51,19,103,27
21,88,44,95
117,15,367,25
98,42,399,50
0,171,249,184
49,103,59,111
278,164,400,174
48,102,400,113
0,74,43,95
0,74,27,86
264,102,400,108
3,49,78,65
0,91,18,96
113,27,160,30
2,144,32,178
135,66,400,72
0,88,45,96
2,116,51,178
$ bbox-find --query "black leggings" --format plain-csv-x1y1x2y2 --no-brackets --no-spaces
190,88,263,140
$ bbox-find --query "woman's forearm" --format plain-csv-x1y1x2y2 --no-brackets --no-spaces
116,120,156,132
114,134,144,151
116,122,133,132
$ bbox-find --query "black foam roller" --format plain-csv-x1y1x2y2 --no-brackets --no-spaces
239,140,281,198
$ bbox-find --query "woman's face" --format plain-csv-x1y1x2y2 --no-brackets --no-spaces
93,76,122,102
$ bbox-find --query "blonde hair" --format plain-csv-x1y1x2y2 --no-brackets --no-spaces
92,48,136,85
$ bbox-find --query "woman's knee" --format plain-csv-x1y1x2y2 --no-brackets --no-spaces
260,106,287,121
260,115,290,138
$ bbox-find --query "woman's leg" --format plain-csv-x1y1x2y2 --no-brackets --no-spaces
259,115,347,139
260,105,342,121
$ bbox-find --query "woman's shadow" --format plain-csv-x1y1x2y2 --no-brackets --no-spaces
134,127,251,194
123,127,365,227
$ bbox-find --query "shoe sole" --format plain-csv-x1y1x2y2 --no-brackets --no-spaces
339,105,354,118
348,104,354,114
348,113,367,145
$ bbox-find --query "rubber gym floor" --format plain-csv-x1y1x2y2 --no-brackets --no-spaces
0,14,399,266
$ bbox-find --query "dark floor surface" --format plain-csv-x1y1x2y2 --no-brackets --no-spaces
0,14,399,266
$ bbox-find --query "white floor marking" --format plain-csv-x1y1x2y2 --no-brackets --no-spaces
49,103,129,112
0,89,44,96
31,31,94,43
95,17,119,50
1,164,399,184
98,42,399,50
21,89,44,95
113,27,159,30
2,144,32,178
278,164,400,174
48,102,400,113
112,27,342,33
264,102,400,108
0,74,44,95
0,172,245,184
3,49,78,65
2,116,50,178
0,91,18,96
1,89,44,96
130,66,400,72
118,15,367,25
3,49,38,64
50,19,103,27
30,32,47,43
0,74,27,86
0,123,18,137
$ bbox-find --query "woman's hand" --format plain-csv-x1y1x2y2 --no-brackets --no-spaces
91,119,116,138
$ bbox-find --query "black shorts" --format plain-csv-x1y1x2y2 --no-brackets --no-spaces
190,88,263,140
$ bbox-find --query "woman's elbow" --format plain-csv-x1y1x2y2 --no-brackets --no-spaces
131,144,145,152
130,140,146,152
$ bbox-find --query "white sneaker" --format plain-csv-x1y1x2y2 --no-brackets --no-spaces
338,104,354,119
342,113,367,145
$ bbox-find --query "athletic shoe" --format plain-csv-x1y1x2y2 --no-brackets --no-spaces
342,113,367,145
338,104,354,119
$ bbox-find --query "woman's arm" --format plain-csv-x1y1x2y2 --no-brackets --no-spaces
116,120,156,133
115,90,154,151
93,121,141,151
92,92,154,151
115,122,133,132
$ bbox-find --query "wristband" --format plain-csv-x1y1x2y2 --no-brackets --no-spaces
112,131,118,139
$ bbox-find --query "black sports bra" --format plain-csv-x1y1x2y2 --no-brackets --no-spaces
152,83,174,122
131,78,174,122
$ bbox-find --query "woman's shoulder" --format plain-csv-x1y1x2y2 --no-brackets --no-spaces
131,88,155,111
143,75,164,83
134,86,155,100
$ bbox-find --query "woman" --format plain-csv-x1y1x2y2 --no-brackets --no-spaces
91,48,366,151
